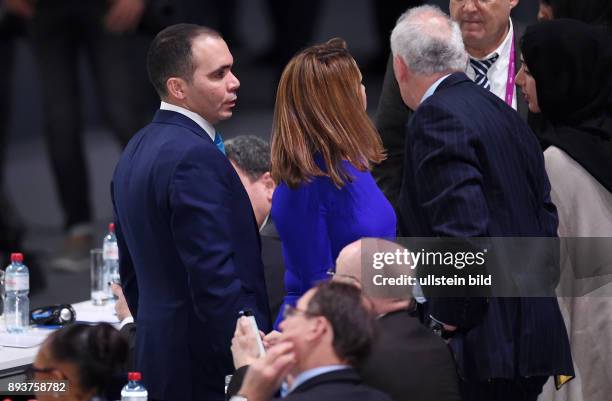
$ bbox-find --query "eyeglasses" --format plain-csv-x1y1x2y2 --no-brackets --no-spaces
451,0,494,4
25,364,58,379
282,304,320,320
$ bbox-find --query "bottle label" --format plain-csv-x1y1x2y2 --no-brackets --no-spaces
103,243,119,260
5,275,29,291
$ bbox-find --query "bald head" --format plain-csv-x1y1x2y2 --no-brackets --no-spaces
335,239,414,306
335,240,363,287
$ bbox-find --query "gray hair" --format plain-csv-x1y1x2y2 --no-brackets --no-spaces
390,5,468,75
225,135,270,181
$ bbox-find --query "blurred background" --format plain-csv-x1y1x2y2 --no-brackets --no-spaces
0,0,538,307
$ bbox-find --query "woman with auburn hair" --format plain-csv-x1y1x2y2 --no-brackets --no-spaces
270,38,396,326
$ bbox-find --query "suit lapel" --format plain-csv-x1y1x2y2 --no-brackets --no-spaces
152,110,214,144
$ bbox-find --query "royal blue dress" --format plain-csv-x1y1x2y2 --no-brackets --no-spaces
271,158,397,327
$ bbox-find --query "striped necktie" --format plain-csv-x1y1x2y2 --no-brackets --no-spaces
213,132,225,155
470,54,499,91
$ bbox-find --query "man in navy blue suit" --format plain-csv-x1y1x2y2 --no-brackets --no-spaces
111,24,271,401
390,6,573,401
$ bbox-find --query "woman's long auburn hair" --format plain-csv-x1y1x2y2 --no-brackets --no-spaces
271,38,386,189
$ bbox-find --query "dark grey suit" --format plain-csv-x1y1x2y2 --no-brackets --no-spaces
360,309,461,401
260,216,286,319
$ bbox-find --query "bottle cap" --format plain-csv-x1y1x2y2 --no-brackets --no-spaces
10,253,23,263
109,223,115,232
128,372,142,381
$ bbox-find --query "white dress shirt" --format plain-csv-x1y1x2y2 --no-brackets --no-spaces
465,18,517,110
160,101,216,141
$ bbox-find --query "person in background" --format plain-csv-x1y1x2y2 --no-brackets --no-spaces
374,0,527,210
10,0,157,271
333,238,462,401
31,323,127,401
227,281,393,401
225,135,285,318
270,38,396,328
517,19,612,401
0,0,46,293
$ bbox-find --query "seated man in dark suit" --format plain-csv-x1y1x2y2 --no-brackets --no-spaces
334,238,461,401
225,135,285,318
227,281,392,401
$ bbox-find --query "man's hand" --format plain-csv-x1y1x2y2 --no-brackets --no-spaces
231,316,266,369
263,330,282,349
238,342,296,401
104,0,144,33
4,0,35,18
111,282,133,322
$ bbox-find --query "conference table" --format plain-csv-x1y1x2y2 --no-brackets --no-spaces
0,300,119,386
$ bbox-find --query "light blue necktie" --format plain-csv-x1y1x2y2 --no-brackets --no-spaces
470,54,499,91
214,132,225,155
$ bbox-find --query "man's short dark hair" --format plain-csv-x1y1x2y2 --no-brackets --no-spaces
146,23,221,97
225,136,271,181
306,281,377,367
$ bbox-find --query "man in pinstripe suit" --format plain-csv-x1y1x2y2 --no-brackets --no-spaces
390,6,573,401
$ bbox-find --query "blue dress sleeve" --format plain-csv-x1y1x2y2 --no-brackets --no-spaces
271,180,333,328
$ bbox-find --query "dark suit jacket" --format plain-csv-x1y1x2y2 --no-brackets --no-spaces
360,310,461,401
260,216,286,318
228,367,392,401
111,110,271,401
397,72,573,381
373,21,527,210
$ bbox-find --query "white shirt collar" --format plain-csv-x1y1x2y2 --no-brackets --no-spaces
465,18,517,109
259,214,270,232
420,74,452,105
159,101,216,141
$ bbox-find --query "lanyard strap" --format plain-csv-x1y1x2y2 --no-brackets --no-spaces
505,31,516,107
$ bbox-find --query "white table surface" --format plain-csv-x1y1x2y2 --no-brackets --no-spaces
0,300,119,372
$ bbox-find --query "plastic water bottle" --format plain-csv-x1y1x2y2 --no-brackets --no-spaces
4,253,29,333
121,372,148,400
103,223,120,299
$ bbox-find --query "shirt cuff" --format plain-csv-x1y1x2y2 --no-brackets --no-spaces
119,316,134,330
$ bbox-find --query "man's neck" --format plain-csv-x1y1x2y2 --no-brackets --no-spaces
466,22,510,59
297,349,343,374
159,100,216,140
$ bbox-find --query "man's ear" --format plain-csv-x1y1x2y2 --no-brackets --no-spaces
393,55,408,83
509,0,519,10
306,316,329,342
166,77,188,100
261,172,275,202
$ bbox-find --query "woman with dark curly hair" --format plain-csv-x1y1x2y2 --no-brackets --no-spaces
30,323,128,401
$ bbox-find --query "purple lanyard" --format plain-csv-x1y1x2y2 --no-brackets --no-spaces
505,32,516,107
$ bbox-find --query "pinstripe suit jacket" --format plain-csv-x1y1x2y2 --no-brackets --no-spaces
397,72,573,380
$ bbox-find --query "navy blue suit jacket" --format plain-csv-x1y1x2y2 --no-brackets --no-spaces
111,110,271,401
398,73,573,380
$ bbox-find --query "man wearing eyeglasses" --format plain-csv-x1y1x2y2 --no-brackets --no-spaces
226,281,392,401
